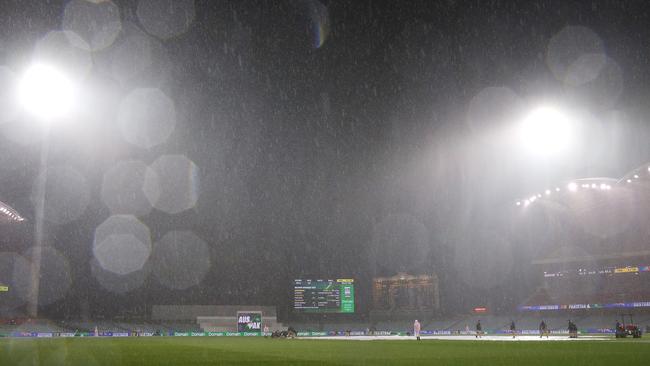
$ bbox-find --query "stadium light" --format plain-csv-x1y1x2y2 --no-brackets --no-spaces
568,182,578,192
518,106,572,157
18,63,76,122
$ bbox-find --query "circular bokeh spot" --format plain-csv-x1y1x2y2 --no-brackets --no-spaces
101,160,159,216
94,234,150,275
33,30,92,82
91,257,150,294
564,53,608,87
573,57,624,109
144,154,199,214
137,0,195,40
93,215,152,275
152,231,210,290
94,215,151,250
107,22,173,90
546,26,604,83
32,166,90,225
63,0,122,52
117,88,176,149
301,0,330,48
110,29,153,86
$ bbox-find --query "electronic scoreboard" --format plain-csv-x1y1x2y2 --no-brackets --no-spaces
293,278,354,313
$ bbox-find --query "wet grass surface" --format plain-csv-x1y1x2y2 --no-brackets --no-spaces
1,336,649,365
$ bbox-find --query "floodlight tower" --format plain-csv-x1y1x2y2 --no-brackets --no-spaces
18,63,77,318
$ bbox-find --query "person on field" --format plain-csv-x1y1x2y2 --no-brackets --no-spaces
413,319,421,340
287,326,297,338
568,320,578,338
475,320,482,338
539,320,548,338
510,321,516,338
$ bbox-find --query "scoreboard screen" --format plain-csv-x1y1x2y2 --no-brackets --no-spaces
237,312,262,334
293,279,355,313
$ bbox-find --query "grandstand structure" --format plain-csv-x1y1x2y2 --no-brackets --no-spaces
0,200,24,223
4,164,650,337
3,312,649,337
515,163,650,317
152,305,284,332
370,273,440,321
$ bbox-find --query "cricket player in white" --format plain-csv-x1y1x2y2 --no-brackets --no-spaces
414,319,421,340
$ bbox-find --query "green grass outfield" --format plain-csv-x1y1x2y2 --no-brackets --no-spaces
1,337,649,366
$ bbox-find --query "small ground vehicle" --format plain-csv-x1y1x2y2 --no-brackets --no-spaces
616,314,642,338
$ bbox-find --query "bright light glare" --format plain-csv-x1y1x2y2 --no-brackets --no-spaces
18,63,76,121
519,106,572,157
568,182,578,192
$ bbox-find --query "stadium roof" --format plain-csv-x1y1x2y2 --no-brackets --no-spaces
515,162,650,208
0,200,25,223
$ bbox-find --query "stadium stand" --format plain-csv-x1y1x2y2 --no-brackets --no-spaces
152,305,283,332
2,312,649,336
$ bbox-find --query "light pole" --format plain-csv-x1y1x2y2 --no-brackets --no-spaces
17,63,77,318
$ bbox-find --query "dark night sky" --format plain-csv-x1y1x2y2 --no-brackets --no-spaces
2,0,650,319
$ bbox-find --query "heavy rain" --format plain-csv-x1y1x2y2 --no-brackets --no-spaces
1,1,650,365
